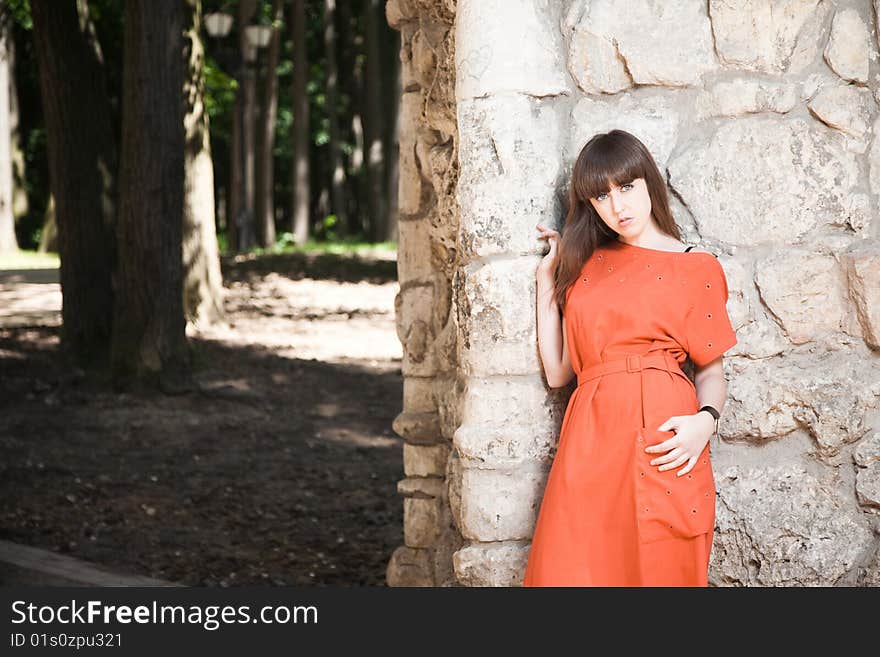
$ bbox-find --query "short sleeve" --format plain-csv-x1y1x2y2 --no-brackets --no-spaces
684,256,737,368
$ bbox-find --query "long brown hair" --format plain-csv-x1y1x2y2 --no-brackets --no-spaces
554,129,681,311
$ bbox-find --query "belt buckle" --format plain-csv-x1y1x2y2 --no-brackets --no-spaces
626,355,641,372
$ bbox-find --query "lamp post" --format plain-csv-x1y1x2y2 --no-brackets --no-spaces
204,12,271,252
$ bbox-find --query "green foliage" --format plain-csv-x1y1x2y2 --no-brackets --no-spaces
204,55,237,141
2,0,32,30
14,0,401,256
240,231,397,257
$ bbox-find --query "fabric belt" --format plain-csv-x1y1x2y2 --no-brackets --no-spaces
576,352,686,430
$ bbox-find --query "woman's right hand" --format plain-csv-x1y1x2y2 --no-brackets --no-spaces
536,223,560,280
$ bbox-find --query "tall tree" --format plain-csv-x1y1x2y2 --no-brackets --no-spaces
362,0,385,242
0,19,18,253
8,21,27,227
111,0,188,388
255,0,282,248
228,0,258,252
323,0,348,235
238,0,259,251
31,0,117,367
183,0,225,327
291,0,310,246
383,29,401,243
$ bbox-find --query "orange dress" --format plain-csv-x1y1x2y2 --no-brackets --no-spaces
523,240,737,587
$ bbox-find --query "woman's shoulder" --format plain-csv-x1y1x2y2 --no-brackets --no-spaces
685,246,718,257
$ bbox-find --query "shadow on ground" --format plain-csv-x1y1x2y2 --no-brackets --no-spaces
0,252,405,586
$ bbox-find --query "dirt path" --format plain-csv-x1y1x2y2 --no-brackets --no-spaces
0,252,405,586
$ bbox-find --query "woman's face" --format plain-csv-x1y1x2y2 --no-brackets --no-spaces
588,177,654,238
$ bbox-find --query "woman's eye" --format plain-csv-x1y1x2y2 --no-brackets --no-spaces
622,183,633,191
596,193,607,201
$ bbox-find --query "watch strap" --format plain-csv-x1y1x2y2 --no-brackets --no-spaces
699,405,720,435
699,405,720,420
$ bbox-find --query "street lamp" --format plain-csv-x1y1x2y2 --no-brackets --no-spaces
203,12,270,252
244,24,273,49
204,12,233,38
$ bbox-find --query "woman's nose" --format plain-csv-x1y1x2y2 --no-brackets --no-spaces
610,192,625,213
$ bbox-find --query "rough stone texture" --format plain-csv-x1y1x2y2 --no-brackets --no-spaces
709,0,829,74
457,467,544,541
713,464,875,585
453,377,568,468
871,116,880,197
404,443,450,477
456,259,543,377
452,542,530,586
565,20,631,95
843,244,880,350
390,0,880,587
387,0,462,587
565,0,716,88
386,545,435,586
823,7,871,84
725,352,879,456
455,0,569,100
568,93,680,167
667,117,860,246
721,256,790,361
753,250,849,344
694,79,799,119
855,432,880,508
807,83,873,140
457,94,565,259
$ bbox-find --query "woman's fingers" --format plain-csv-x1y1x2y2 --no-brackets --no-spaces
676,457,699,477
658,453,690,472
535,223,560,238
650,447,684,467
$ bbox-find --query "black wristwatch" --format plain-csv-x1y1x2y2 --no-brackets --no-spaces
699,405,720,435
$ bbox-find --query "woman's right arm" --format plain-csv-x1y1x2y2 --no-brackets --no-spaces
536,223,575,388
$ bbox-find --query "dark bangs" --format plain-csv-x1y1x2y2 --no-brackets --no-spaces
572,135,647,202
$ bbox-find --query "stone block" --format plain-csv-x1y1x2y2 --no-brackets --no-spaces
457,467,546,541
713,464,874,586
453,541,531,587
667,116,859,246
455,0,569,100
404,443,450,477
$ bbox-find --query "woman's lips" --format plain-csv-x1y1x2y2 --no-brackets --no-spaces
618,217,633,227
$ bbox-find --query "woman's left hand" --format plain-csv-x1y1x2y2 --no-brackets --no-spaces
644,412,716,476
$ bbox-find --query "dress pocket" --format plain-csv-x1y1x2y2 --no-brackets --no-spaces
635,427,716,544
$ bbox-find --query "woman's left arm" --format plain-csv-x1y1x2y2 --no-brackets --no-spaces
645,355,728,476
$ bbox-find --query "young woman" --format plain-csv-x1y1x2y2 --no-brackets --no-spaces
523,129,737,587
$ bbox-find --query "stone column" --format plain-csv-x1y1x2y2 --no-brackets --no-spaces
386,0,464,587
449,0,572,586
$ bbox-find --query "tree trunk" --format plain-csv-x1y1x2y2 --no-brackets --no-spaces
255,0,282,248
362,0,385,243
111,0,188,389
31,0,117,367
228,0,258,252
8,29,27,224
0,20,18,253
237,0,258,251
291,0,310,246
229,91,241,250
38,195,57,253
182,0,225,327
323,0,348,236
337,0,362,235
383,29,401,243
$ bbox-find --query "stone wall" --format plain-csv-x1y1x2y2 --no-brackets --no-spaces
386,0,464,586
392,0,880,586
